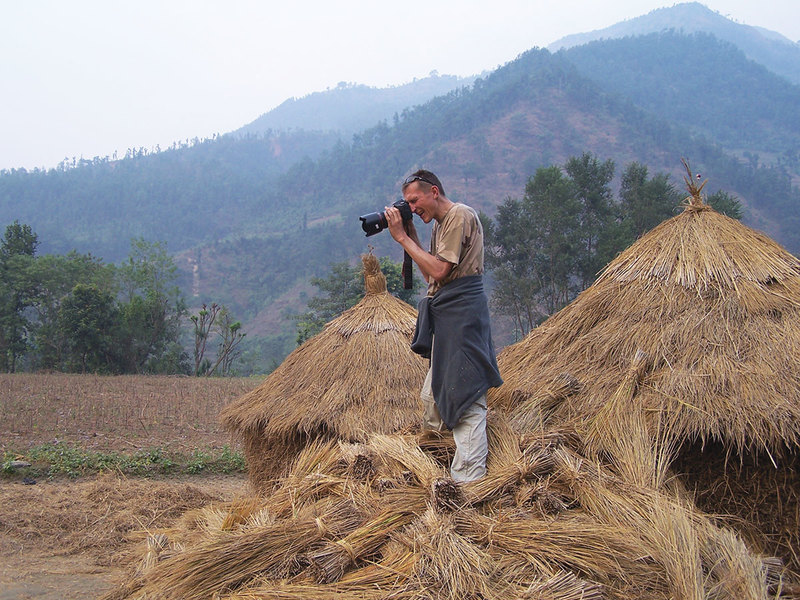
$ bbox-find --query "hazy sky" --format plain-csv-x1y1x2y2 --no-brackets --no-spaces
2,0,799,171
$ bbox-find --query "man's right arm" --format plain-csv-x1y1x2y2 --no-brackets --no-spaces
385,206,453,284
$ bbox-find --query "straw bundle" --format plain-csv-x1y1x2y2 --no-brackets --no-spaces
220,253,427,489
404,507,498,600
106,412,793,600
492,180,800,453
307,509,417,583
129,497,367,600
507,372,581,431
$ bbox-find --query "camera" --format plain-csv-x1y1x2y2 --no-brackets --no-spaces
359,199,413,237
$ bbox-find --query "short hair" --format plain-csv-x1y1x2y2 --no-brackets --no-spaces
402,169,446,197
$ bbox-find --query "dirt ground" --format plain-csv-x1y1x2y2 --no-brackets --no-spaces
0,372,265,600
0,473,251,600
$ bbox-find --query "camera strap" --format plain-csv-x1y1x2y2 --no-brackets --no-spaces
401,220,422,290
402,250,413,289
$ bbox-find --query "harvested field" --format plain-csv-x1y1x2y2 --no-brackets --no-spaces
0,373,261,453
0,473,249,599
0,372,259,599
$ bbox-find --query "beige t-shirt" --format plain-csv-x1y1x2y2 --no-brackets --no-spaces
427,203,484,296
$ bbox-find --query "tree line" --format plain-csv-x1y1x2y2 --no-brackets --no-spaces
486,154,740,338
0,226,245,375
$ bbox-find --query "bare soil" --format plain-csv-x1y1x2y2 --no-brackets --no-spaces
0,373,261,599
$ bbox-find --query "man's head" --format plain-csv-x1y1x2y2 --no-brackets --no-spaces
401,169,450,224
401,169,446,197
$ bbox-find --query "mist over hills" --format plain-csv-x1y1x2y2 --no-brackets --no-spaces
2,2,799,368
549,2,800,85
236,73,476,137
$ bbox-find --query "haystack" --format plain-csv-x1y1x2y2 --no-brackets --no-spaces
104,419,789,600
220,253,427,491
491,167,800,575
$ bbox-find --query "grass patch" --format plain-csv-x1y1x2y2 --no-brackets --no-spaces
2,442,246,479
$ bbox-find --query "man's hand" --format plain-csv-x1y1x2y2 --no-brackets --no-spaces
384,205,407,243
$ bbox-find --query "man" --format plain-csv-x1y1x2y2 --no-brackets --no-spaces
385,169,502,482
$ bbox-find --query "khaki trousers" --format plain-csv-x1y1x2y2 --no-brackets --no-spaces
421,366,488,482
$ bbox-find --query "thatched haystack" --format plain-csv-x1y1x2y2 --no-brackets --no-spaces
220,253,427,491
103,415,791,600
491,167,800,576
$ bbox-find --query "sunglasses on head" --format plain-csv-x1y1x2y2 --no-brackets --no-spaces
402,174,436,187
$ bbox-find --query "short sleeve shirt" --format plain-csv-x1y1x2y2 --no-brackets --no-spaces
428,203,484,296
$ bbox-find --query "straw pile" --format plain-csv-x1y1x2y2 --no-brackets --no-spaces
103,411,791,600
490,165,800,576
220,253,428,491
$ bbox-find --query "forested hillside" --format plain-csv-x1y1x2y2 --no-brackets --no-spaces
562,32,800,161
2,8,800,370
0,130,339,261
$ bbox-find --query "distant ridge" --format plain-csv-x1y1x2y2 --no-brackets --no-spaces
235,72,475,137
549,2,800,85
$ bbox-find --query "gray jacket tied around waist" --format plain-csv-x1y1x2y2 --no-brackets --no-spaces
411,275,503,429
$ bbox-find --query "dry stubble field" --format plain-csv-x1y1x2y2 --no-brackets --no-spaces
0,372,263,600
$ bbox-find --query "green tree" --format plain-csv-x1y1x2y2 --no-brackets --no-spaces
485,198,542,337
706,189,743,220
190,302,221,376
0,222,39,371
58,284,118,373
115,239,187,373
564,153,616,288
207,307,246,377
26,252,114,370
619,162,682,242
487,166,581,336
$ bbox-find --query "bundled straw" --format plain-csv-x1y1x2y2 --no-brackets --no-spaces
105,421,793,600
220,253,427,489
308,509,417,584
508,372,581,432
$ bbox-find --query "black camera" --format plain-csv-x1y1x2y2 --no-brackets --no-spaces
359,199,413,237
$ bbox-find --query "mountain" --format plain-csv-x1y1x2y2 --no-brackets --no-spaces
2,4,800,369
235,72,475,137
560,31,800,158
549,2,800,85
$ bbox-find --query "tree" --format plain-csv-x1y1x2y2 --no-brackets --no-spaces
115,239,187,373
706,189,743,220
619,162,682,242
206,307,246,377
564,153,616,288
25,252,113,371
487,166,581,337
485,199,541,337
58,284,118,373
0,222,39,371
191,302,221,376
